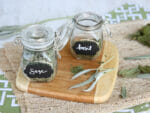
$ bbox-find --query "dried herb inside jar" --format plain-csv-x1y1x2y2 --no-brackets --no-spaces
22,47,56,82
20,25,58,82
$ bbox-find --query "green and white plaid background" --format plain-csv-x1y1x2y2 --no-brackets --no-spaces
0,3,150,113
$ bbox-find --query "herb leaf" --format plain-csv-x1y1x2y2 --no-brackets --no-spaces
130,23,150,47
70,69,113,91
83,69,113,92
69,72,96,89
138,65,150,73
0,25,22,31
119,65,150,78
71,66,84,75
124,54,150,60
118,67,141,78
137,74,150,78
120,86,127,99
71,68,96,80
83,71,105,92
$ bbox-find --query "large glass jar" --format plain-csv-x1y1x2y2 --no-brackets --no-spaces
21,25,56,82
20,25,69,82
70,12,104,60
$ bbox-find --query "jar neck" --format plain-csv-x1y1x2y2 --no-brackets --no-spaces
73,12,104,31
23,42,54,51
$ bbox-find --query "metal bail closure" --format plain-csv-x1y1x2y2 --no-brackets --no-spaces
102,20,112,38
13,34,22,46
54,21,73,58
54,32,61,59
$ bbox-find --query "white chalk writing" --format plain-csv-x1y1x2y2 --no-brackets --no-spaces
76,44,92,51
29,68,47,75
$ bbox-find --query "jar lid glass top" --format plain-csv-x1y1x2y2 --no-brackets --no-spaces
73,12,104,31
21,25,54,50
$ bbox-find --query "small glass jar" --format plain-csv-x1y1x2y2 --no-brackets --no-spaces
70,12,104,60
21,25,57,82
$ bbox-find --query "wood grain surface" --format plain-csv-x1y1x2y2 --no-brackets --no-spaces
16,40,119,103
94,41,119,103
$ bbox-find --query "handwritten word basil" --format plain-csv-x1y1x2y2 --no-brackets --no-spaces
72,41,99,56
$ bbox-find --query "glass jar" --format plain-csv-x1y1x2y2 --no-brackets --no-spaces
20,25,69,82
70,12,104,60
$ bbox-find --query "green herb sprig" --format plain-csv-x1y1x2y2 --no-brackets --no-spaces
119,67,141,78
125,24,150,60
119,65,150,78
70,68,113,92
69,57,114,92
120,86,127,99
71,66,84,75
124,54,150,60
130,23,150,47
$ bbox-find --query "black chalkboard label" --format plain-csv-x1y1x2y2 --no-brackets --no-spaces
72,41,99,56
24,62,53,78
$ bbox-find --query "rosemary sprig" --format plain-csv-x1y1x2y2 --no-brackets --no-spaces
69,57,114,92
0,16,73,40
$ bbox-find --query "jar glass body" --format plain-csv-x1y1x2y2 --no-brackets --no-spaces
20,25,57,82
21,46,57,82
70,12,104,60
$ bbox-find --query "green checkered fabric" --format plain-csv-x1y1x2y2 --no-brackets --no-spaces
0,75,20,113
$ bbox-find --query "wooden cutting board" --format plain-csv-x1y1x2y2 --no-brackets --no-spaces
16,40,119,103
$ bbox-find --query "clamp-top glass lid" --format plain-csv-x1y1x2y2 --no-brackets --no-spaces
21,25,54,50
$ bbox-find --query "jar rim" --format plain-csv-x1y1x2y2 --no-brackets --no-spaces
73,12,104,31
